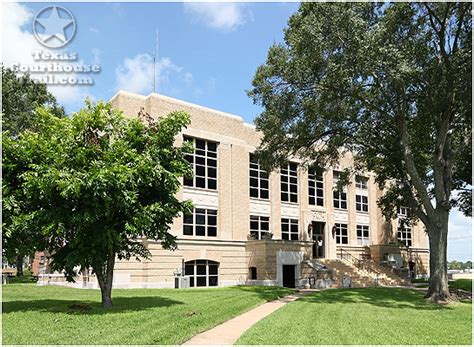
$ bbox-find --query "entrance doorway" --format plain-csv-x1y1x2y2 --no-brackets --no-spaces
312,221,325,259
282,265,296,288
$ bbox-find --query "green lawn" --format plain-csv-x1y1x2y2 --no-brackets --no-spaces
450,279,472,292
2,284,293,345
411,279,472,292
237,287,472,345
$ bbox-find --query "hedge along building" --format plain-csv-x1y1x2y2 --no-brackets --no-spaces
37,90,429,289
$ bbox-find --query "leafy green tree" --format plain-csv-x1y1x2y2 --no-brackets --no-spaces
2,67,65,276
449,261,462,270
3,101,193,307
1,67,65,136
249,2,471,301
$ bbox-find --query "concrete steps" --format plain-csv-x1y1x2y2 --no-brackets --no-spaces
316,259,409,288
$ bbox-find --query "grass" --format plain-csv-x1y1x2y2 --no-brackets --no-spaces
237,287,472,345
2,283,293,345
411,279,472,292
450,279,472,292
6,276,37,284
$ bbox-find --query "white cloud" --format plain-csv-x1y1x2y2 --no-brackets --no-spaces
115,54,201,97
2,2,95,109
89,27,99,33
183,2,251,31
115,54,155,95
448,208,472,261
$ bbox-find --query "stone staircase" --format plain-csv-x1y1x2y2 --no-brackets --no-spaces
302,258,409,288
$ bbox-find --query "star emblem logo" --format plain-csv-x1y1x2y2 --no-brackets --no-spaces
33,6,76,49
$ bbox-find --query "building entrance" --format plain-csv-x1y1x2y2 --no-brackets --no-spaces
282,265,296,288
312,221,325,259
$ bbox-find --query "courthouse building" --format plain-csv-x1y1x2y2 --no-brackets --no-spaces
38,91,430,289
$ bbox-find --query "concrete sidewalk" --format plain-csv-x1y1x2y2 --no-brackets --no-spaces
182,290,311,345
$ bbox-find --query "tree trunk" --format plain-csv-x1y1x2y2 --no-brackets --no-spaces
16,255,24,277
425,210,452,302
95,252,115,309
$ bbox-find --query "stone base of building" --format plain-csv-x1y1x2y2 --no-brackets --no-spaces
36,240,429,289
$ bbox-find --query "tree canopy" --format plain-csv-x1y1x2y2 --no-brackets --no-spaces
2,68,66,275
1,67,65,136
249,2,471,301
2,101,193,307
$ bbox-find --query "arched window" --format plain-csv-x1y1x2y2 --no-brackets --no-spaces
184,260,219,287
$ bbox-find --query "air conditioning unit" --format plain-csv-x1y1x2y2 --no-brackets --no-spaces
174,276,190,289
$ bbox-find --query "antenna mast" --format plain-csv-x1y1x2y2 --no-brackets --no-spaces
153,29,159,93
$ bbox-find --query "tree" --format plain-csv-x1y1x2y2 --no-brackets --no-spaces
249,2,471,302
2,68,65,277
2,67,65,136
448,261,462,270
3,101,193,308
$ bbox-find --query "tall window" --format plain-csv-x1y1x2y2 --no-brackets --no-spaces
281,218,299,240
335,223,348,244
249,154,269,199
308,168,324,206
356,176,368,189
357,225,369,245
183,208,217,237
281,162,298,203
397,222,412,247
184,260,219,287
333,171,347,209
356,195,369,212
183,136,217,190
250,215,270,240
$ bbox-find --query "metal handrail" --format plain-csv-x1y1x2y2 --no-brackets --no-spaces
338,248,381,276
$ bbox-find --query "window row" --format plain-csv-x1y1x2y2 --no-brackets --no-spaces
183,139,370,212
249,216,300,241
335,223,371,245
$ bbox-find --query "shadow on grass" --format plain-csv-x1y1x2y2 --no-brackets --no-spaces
301,287,455,311
2,296,184,315
232,285,294,301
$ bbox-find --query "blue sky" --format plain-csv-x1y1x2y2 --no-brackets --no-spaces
2,1,471,262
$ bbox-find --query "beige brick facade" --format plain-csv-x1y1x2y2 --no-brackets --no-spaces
103,90,429,289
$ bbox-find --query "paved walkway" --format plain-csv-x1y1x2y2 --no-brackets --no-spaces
182,290,313,345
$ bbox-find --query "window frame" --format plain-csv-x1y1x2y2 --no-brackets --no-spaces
249,215,270,240
355,175,368,189
333,171,347,210
335,223,348,245
281,162,298,203
355,194,369,212
397,221,412,247
249,154,270,200
281,218,299,241
184,259,219,287
183,136,218,190
308,168,324,206
356,225,370,246
183,208,218,237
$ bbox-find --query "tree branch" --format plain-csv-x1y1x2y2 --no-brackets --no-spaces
396,113,435,218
